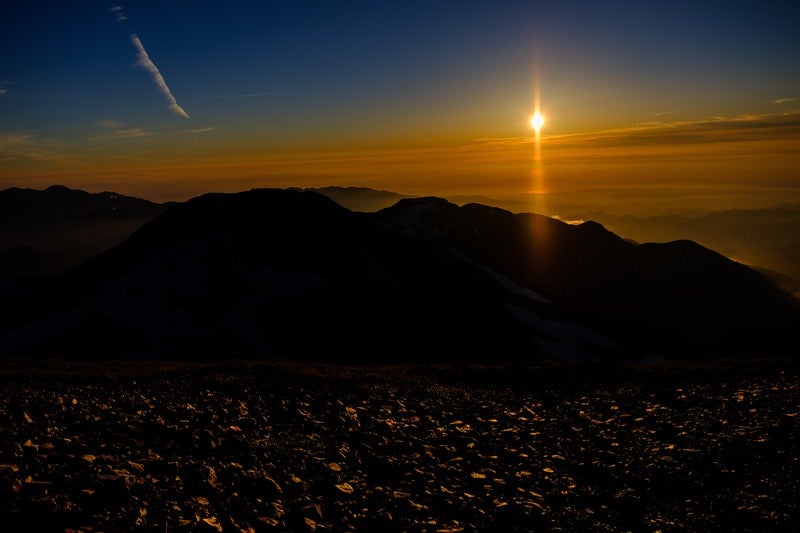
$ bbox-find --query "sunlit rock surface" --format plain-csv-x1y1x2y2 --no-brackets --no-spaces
1,361,797,531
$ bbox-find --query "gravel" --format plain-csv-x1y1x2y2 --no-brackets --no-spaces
0,360,798,531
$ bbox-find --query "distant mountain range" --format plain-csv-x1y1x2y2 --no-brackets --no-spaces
297,187,800,293
576,208,800,292
0,185,168,278
9,184,793,293
1,186,797,362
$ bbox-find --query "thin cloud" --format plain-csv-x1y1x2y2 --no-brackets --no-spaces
186,127,214,134
130,34,190,119
90,121,154,140
0,133,38,159
472,111,800,150
552,215,586,225
773,96,798,105
211,91,274,99
96,119,125,128
542,112,800,148
114,128,154,138
0,89,8,96
472,136,529,147
110,5,128,22
652,110,676,117
0,132,69,162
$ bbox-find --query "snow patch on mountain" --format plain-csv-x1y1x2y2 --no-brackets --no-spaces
452,249,550,303
507,304,622,362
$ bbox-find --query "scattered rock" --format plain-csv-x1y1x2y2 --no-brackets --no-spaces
0,362,797,530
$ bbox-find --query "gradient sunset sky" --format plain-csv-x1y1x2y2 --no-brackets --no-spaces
1,1,799,214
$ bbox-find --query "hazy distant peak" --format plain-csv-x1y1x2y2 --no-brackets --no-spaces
302,186,411,212
313,185,404,195
0,185,169,279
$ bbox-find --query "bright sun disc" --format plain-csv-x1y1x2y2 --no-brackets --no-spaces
531,112,544,132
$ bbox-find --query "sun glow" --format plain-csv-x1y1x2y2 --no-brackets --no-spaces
531,112,545,133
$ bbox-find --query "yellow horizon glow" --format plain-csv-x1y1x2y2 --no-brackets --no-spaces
2,110,798,209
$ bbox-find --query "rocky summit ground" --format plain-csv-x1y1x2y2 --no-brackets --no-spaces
0,359,798,532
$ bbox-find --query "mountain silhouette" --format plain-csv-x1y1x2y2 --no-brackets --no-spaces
0,185,168,278
380,198,800,356
565,206,800,291
1,188,797,361
302,186,800,293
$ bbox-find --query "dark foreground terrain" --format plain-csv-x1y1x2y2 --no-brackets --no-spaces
0,360,798,531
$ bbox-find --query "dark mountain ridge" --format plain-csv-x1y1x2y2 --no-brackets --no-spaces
0,185,169,278
0,184,164,224
1,188,798,361
573,206,800,290
301,186,800,293
377,198,799,355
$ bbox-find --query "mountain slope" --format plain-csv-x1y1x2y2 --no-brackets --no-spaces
1,189,797,361
578,206,800,289
379,199,799,357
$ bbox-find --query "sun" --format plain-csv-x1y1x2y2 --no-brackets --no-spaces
530,112,545,133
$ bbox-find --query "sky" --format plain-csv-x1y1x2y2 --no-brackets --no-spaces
1,0,799,214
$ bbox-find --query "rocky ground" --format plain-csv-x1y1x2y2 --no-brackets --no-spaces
0,359,798,531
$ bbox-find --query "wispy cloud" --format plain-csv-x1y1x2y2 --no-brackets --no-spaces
0,89,8,96
477,111,800,150
210,92,273,99
552,215,586,225
652,110,676,117
130,34,190,119
114,128,154,138
773,96,798,105
0,132,68,162
110,5,128,22
186,127,214,134
566,112,800,147
95,119,125,128
90,120,154,140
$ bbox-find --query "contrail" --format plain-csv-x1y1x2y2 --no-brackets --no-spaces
130,34,190,119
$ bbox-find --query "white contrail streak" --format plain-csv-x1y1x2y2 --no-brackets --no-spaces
130,34,190,119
